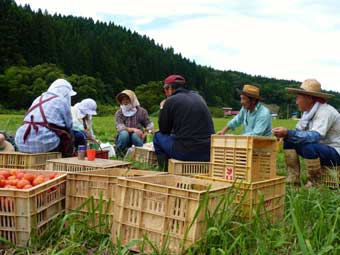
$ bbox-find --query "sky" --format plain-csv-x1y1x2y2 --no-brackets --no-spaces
15,0,340,93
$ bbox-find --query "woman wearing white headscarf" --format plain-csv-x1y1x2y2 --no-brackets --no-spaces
71,98,97,149
115,90,154,155
15,79,76,156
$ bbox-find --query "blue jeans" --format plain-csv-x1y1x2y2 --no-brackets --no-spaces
73,130,87,150
284,141,340,166
153,132,210,161
116,130,144,152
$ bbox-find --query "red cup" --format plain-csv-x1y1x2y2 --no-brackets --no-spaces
87,149,96,161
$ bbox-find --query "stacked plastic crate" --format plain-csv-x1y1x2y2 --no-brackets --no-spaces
202,135,286,222
0,151,61,170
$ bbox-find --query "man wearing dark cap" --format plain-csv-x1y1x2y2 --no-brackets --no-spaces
217,84,272,136
154,74,215,170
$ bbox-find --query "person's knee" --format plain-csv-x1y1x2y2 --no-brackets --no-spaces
117,130,130,147
300,144,318,159
118,130,129,139
131,133,143,146
153,132,162,146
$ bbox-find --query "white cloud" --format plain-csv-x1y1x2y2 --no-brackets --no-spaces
15,0,340,92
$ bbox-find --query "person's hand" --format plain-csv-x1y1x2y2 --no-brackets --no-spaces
272,127,288,138
216,130,225,135
133,128,144,139
217,126,229,135
142,131,147,140
85,131,94,140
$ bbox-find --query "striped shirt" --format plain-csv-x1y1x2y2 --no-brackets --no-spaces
115,106,153,132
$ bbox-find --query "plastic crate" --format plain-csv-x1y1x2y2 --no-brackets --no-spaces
66,168,161,228
196,175,285,223
46,157,130,172
114,174,231,253
0,169,66,246
320,166,340,188
133,147,158,166
210,135,277,182
93,150,109,159
0,152,61,170
168,159,210,176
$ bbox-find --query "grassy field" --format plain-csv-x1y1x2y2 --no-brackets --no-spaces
1,114,340,254
0,114,297,143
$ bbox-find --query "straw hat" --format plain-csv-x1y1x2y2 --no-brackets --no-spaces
286,79,333,99
0,134,14,152
237,84,263,100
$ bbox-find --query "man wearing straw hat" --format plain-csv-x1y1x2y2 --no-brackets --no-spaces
272,79,340,187
217,84,272,136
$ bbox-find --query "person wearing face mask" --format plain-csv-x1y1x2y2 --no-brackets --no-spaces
15,79,76,157
115,90,154,155
71,98,98,149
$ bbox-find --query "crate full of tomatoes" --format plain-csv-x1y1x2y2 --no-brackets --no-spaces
0,168,66,247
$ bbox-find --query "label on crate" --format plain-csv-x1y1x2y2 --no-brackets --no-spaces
265,199,272,208
225,167,234,180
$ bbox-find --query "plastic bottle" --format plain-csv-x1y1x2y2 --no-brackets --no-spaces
77,145,86,160
124,145,135,161
146,130,153,143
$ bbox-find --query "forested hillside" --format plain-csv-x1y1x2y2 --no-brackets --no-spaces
1,0,339,115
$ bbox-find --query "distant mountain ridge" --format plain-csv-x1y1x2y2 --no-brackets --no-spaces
1,0,339,114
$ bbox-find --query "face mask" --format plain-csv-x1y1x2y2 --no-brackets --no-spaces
121,104,133,111
121,104,137,117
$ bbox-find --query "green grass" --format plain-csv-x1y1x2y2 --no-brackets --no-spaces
0,114,297,141
4,114,340,254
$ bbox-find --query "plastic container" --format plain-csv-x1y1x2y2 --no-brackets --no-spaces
114,174,231,253
168,159,210,176
77,145,86,160
210,135,277,182
87,149,96,161
0,169,66,246
124,145,135,161
146,131,153,143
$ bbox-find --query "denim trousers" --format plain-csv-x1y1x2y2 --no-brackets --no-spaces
153,132,210,161
116,130,143,152
284,141,340,166
73,130,87,149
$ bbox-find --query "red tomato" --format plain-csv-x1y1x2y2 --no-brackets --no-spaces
16,172,25,180
48,173,57,179
23,173,35,183
0,170,11,179
0,179,6,188
23,184,33,189
32,175,45,186
16,179,30,189
9,169,17,176
8,179,18,186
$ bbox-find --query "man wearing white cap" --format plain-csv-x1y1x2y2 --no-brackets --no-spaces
273,79,340,187
71,98,98,149
15,78,77,156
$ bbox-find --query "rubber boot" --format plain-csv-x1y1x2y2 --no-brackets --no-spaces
157,154,169,172
284,149,301,185
304,158,321,188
